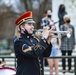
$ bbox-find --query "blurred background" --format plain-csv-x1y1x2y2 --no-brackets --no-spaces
0,0,52,56
0,0,76,56
0,0,76,75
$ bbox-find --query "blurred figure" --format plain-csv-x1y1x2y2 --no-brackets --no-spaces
41,9,54,66
60,14,75,73
41,9,54,28
58,4,67,28
0,60,6,68
47,25,61,75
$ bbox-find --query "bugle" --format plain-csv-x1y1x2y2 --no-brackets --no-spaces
34,28,72,38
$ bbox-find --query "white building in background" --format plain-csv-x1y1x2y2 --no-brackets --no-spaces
52,0,76,41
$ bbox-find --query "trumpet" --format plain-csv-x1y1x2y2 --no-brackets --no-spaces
34,28,72,38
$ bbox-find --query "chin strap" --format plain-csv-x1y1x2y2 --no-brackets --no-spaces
24,29,32,36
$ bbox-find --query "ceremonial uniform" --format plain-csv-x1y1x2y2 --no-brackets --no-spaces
14,33,52,75
14,11,52,75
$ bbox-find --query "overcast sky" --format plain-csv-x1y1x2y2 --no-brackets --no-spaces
0,0,25,13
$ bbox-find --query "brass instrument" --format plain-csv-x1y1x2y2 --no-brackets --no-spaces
34,28,72,38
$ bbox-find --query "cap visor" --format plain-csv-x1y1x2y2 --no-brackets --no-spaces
26,19,35,23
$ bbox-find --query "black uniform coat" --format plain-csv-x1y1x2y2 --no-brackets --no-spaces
14,33,52,75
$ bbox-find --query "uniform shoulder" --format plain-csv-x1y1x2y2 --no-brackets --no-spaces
14,37,23,44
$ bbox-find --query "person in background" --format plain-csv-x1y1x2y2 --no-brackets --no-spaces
0,60,6,68
58,4,67,28
47,25,61,75
41,9,54,28
14,11,52,75
41,9,54,66
60,14,75,73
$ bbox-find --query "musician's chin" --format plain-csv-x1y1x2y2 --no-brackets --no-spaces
28,30,33,34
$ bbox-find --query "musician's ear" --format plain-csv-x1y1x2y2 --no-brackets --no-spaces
20,25,25,31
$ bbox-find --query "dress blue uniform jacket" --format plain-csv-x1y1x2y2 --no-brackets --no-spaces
14,33,52,75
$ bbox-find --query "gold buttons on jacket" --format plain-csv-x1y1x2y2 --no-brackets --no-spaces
33,44,35,46
39,59,41,62
30,39,33,42
40,64,41,67
27,36,29,38
38,57,42,75
40,68,42,70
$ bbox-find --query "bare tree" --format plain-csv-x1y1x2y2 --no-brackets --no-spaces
0,4,17,39
21,0,52,28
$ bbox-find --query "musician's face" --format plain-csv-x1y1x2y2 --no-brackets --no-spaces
24,23,34,34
